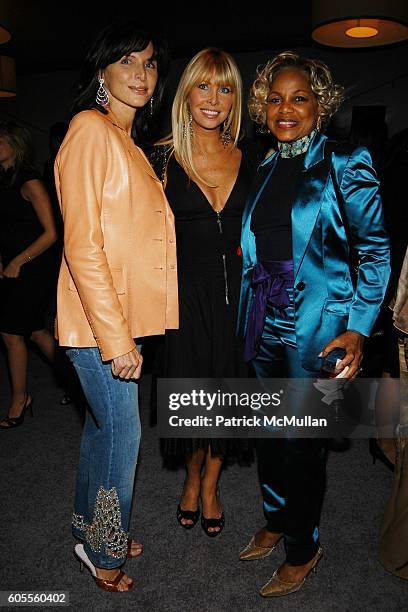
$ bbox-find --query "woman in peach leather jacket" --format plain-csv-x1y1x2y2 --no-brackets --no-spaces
55,21,177,592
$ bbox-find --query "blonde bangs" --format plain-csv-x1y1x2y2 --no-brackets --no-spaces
171,48,243,186
190,58,237,92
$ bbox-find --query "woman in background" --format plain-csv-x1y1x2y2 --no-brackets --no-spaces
0,121,57,429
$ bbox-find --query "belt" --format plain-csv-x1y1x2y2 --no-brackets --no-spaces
244,260,294,362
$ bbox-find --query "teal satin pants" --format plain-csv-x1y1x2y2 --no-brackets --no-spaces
250,298,327,565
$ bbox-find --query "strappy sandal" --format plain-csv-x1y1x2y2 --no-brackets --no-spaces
74,543,134,592
126,538,143,558
201,513,225,537
200,487,225,537
0,393,34,430
176,504,200,529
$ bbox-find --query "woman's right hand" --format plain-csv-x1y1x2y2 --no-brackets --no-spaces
111,348,143,380
2,258,21,279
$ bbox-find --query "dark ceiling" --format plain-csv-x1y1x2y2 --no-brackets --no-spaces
2,1,315,74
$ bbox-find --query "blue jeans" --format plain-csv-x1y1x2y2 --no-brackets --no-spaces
66,347,141,569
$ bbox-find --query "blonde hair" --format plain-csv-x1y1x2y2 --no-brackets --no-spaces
248,51,345,131
168,47,242,185
0,120,33,169
0,120,34,184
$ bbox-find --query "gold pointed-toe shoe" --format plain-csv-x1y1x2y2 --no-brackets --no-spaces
259,547,323,597
239,533,283,561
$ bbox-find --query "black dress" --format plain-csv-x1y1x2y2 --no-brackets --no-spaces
0,166,56,335
151,147,255,456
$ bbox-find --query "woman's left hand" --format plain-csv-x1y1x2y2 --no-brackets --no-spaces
320,331,364,379
2,259,21,278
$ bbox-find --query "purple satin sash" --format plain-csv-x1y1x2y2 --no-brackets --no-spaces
244,260,294,362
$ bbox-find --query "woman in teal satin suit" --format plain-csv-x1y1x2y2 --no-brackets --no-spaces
237,52,390,597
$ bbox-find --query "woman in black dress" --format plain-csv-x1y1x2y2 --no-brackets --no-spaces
151,48,255,536
0,121,58,428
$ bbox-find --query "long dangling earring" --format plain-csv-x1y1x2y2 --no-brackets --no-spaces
96,76,109,107
149,96,154,116
317,114,323,131
183,111,193,140
221,124,232,147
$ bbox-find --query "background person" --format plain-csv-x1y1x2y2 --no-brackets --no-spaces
0,120,58,429
379,243,408,578
369,129,408,467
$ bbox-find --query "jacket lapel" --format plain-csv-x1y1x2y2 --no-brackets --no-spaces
103,110,160,182
131,145,161,182
241,153,279,270
292,132,330,279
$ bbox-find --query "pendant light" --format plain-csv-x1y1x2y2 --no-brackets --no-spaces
312,1,408,48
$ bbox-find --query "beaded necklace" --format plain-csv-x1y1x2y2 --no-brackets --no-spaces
278,129,317,158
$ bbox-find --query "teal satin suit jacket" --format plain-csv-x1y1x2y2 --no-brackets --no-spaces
238,131,391,371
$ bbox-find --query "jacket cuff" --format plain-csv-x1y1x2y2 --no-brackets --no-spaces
97,337,136,362
346,318,372,338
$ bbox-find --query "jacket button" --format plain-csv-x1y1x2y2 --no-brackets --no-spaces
296,281,305,291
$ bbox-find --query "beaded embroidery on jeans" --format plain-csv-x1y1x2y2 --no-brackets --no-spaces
72,513,86,532
71,486,128,559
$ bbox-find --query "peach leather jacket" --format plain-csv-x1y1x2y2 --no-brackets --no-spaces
55,109,178,361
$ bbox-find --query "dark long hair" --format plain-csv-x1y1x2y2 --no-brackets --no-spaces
72,20,169,145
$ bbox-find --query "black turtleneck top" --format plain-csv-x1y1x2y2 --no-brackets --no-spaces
251,152,305,261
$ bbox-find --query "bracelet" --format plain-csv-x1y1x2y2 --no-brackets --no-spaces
25,251,32,262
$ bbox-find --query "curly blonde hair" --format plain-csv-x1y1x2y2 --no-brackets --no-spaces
248,51,345,131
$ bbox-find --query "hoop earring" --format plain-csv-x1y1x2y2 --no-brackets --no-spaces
96,77,109,107
149,96,154,116
183,111,193,140
221,124,232,147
